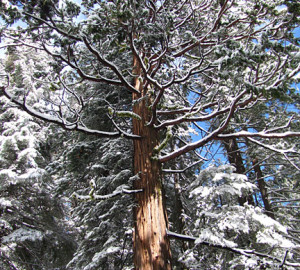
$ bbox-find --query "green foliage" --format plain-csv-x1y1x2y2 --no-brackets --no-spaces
0,46,76,270
1,0,300,268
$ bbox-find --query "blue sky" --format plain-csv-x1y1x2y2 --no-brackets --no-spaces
190,25,300,167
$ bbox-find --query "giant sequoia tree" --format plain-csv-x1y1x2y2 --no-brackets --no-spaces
0,0,300,269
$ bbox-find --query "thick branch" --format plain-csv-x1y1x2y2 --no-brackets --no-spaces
159,90,247,162
1,86,140,139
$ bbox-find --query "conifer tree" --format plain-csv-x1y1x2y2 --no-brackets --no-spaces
1,0,300,269
0,47,76,269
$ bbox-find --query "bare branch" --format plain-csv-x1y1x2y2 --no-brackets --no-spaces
279,251,289,268
82,36,140,94
271,198,300,204
283,153,300,171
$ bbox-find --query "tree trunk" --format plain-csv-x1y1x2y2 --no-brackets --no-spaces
252,158,275,219
132,57,172,270
173,174,188,253
223,138,254,206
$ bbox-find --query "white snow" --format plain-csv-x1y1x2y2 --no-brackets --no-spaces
2,228,43,243
85,246,121,270
0,198,12,207
195,228,237,248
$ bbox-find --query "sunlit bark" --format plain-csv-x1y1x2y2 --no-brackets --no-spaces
132,56,172,270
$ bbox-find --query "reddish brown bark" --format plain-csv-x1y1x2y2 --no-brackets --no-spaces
132,57,172,270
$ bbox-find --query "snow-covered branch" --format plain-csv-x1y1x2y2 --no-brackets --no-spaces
156,92,255,129
82,36,140,94
22,11,81,42
220,135,300,171
41,43,124,86
167,230,300,267
217,131,300,139
156,101,218,116
163,160,202,174
159,90,248,162
0,86,140,139
72,182,143,201
166,230,197,242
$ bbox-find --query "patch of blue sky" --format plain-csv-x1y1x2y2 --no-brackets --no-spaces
187,91,226,167
188,23,300,168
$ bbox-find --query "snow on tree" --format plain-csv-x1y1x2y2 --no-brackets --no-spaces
50,81,138,269
180,164,297,268
0,46,76,269
0,0,300,269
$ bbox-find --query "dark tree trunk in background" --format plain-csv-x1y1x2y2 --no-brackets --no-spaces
173,174,188,252
223,138,254,206
252,158,275,219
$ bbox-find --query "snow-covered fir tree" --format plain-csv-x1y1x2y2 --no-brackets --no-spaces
0,47,76,269
53,83,136,270
0,0,300,269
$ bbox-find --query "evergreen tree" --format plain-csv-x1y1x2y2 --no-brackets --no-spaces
54,83,136,270
1,0,300,269
0,47,76,269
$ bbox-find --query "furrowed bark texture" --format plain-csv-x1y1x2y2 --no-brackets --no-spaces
132,58,172,269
